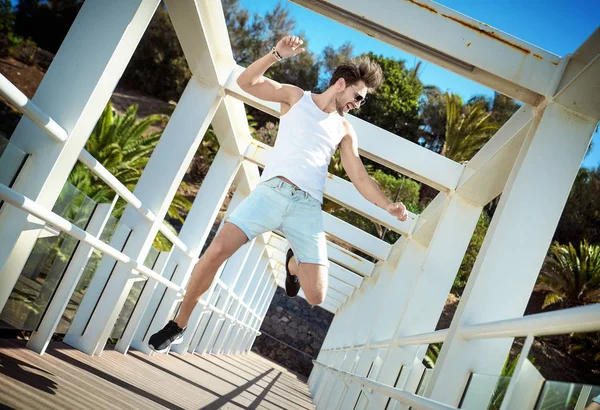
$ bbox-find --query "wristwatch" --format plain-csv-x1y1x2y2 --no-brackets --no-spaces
270,46,284,62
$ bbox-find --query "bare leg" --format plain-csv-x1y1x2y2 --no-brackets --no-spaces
175,223,248,328
287,257,328,305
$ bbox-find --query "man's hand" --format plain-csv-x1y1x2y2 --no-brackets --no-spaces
386,202,409,222
276,36,305,59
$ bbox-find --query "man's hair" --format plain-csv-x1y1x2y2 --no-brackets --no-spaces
329,56,383,91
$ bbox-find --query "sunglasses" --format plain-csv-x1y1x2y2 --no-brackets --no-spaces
350,85,367,107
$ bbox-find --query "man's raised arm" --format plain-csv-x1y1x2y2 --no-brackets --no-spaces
237,36,305,106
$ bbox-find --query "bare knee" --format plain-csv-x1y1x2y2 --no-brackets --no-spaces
297,264,328,306
204,238,230,262
305,289,326,306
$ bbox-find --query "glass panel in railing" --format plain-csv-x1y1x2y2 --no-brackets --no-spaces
55,214,121,334
460,373,511,410
535,381,584,410
110,246,162,340
0,134,28,210
0,182,97,331
416,368,434,397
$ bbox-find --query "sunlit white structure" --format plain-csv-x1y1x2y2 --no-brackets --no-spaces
0,0,598,408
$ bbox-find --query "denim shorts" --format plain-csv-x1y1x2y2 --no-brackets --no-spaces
226,178,329,268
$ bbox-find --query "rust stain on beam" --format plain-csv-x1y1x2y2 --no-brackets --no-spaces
407,0,438,14
441,13,532,55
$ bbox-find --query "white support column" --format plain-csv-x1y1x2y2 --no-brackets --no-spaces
213,240,268,353
28,198,117,354
128,251,171,351
242,279,277,353
68,80,222,356
195,240,257,354
223,254,270,354
184,282,224,354
237,271,275,354
0,0,160,312
64,222,132,346
119,148,241,354
427,103,597,406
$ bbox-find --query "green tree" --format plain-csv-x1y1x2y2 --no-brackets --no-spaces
0,0,14,34
452,212,491,295
420,89,518,155
554,167,600,246
68,102,192,250
120,5,190,102
318,41,354,90
535,240,600,308
14,0,82,54
418,86,446,152
440,92,499,162
353,53,424,144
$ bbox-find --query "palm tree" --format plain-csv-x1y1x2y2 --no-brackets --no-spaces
535,240,600,308
440,93,499,163
68,102,192,250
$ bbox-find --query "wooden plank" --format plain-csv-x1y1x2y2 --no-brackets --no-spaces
0,340,315,410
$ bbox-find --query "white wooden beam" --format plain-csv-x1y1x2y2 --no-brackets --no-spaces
457,106,535,206
411,192,447,247
347,115,464,192
556,28,599,91
323,212,391,261
327,241,375,277
554,54,600,120
291,0,560,103
165,0,234,85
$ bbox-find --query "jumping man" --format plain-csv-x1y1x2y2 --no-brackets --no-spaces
149,35,409,353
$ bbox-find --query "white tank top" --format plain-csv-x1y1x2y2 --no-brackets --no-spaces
260,91,344,202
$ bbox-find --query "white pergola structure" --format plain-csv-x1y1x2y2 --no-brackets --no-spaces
0,0,598,408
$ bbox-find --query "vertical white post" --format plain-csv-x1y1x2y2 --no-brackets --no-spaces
242,279,277,353
28,198,118,354
64,222,132,345
222,254,270,354
213,240,268,353
427,103,597,406
195,239,256,354
0,0,160,311
234,268,272,355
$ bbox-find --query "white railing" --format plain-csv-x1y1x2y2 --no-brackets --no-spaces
317,304,600,408
0,73,68,142
0,183,260,335
0,74,195,261
460,303,600,339
322,329,449,353
0,183,185,294
78,149,196,260
313,361,458,410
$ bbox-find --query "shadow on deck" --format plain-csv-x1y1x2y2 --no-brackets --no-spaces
0,339,315,410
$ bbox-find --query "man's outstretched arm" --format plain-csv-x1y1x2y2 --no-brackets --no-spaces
339,120,409,222
237,36,305,106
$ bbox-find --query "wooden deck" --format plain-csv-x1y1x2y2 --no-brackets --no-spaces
0,339,315,410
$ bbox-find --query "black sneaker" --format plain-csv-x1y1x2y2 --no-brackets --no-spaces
285,247,301,297
148,320,185,353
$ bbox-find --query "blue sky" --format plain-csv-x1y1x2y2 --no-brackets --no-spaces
239,0,599,169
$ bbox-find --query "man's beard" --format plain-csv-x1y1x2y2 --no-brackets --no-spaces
335,94,346,116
